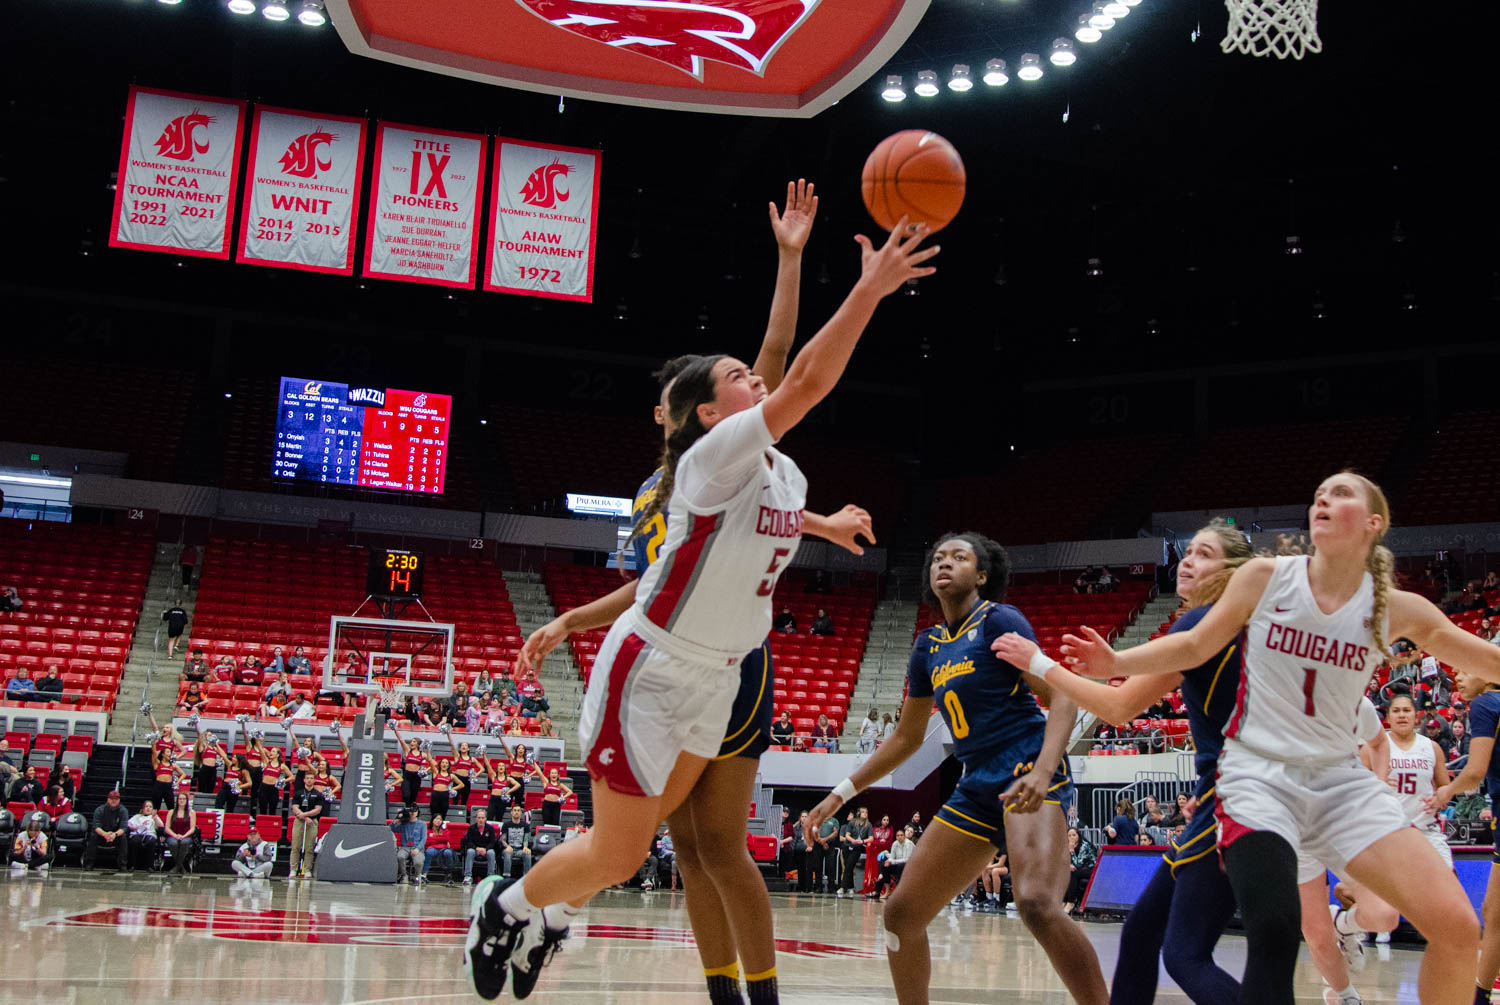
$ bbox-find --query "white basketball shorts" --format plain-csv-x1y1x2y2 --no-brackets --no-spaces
1217,739,1409,881
577,612,740,799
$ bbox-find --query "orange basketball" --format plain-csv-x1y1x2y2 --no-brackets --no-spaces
861,130,966,234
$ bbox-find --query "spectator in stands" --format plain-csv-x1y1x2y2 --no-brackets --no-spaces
182,649,210,683
810,608,835,636
288,778,327,879
809,569,831,594
462,807,502,885
0,739,17,798
534,712,558,738
1135,795,1160,826
235,656,265,688
40,784,71,821
12,766,44,804
863,813,894,898
880,712,895,745
1422,712,1456,758
774,607,798,633
1075,566,1101,594
447,681,471,720
261,647,284,674
635,838,661,891
35,665,66,702
1485,571,1500,592
1106,798,1139,845
391,805,427,884
658,827,677,889
127,800,160,870
1063,828,1096,915
837,808,870,896
0,585,23,613
86,790,129,871
499,804,532,878
263,670,294,707
423,818,456,882
518,671,549,718
1095,567,1118,593
5,667,38,702
1452,716,1471,760
771,711,794,747
474,670,496,697
162,790,196,873
177,680,208,715
286,646,313,675
814,812,840,893
811,713,838,752
880,825,916,896
161,603,189,659
907,812,923,842
179,543,197,589
289,693,317,720
231,827,276,878
1165,793,1190,828
10,816,48,876
856,707,881,755
1136,832,1154,846
213,655,236,681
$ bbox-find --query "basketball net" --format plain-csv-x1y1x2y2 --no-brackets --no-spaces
375,676,404,711
1221,0,1320,59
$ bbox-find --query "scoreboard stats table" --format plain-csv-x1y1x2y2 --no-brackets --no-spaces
273,377,451,494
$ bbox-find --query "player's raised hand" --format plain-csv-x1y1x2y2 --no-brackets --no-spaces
517,616,571,674
853,216,939,297
992,632,1045,670
1060,626,1117,678
769,178,818,253
821,504,875,556
805,789,844,846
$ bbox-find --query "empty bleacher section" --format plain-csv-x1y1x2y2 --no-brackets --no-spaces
5,362,194,482
488,404,661,513
1402,410,1500,525
0,519,153,724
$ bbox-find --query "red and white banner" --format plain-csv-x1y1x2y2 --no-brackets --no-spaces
485,138,601,302
362,122,487,288
110,86,245,259
236,105,366,275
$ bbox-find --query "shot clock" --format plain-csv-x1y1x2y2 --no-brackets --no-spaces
367,548,425,598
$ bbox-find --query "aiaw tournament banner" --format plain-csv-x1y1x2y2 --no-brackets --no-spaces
485,138,601,302
110,86,246,259
236,105,366,274
362,122,487,288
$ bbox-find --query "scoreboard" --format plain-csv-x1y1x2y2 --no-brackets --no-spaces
273,377,451,494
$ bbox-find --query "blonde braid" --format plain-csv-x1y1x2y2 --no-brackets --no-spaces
1367,543,1395,660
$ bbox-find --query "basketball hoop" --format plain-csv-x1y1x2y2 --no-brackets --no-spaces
375,676,405,712
1221,0,1320,59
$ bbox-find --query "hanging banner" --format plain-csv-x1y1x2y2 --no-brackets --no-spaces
484,137,601,303
236,105,366,275
362,122,487,288
110,86,246,259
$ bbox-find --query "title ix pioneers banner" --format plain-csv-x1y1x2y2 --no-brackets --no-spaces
485,138,601,302
237,106,367,274
363,122,487,288
110,86,246,259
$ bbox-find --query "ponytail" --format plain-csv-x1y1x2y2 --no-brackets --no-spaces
621,354,724,555
1367,543,1395,660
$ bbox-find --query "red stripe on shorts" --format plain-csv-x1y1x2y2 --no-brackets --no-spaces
644,512,720,630
1213,768,1255,850
585,632,649,798
1223,639,1250,739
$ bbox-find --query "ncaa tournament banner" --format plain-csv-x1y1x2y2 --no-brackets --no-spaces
110,86,245,259
484,137,601,303
362,122,487,289
236,105,366,275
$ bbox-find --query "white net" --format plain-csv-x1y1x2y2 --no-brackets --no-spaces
1221,0,1321,59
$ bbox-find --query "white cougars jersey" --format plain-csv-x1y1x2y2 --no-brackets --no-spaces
634,402,806,663
1227,555,1385,764
1386,732,1441,829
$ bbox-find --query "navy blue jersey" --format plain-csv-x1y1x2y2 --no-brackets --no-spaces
907,599,1046,766
1466,690,1500,793
1171,604,1242,781
630,468,668,571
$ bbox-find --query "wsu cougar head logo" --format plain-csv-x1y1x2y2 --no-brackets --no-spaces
515,0,818,80
279,129,338,179
154,112,216,162
520,160,573,209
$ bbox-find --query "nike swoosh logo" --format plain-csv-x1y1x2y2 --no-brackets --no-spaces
333,839,383,859
1274,606,1291,613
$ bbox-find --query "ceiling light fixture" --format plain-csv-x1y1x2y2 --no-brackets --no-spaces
1075,15,1102,42
913,70,940,97
1017,53,1044,81
948,64,973,92
261,0,289,20
1049,38,1076,66
297,0,325,25
881,74,907,101
982,59,1009,86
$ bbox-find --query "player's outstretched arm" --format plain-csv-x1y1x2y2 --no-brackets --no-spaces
762,218,938,441
517,579,639,673
1432,734,1492,812
1060,558,1272,679
995,630,1184,725
802,505,875,555
753,179,818,393
804,695,933,846
1390,589,1500,687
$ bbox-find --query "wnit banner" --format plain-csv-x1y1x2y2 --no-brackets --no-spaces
110,86,245,259
485,138,601,302
363,122,487,288
237,106,366,274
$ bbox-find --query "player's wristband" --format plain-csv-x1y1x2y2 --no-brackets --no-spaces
833,778,858,804
1028,649,1060,678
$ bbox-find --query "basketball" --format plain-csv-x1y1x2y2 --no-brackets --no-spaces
861,130,967,234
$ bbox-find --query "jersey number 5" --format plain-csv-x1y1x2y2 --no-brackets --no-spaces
944,691,970,739
757,548,791,597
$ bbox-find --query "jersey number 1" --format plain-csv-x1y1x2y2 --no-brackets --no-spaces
1301,667,1317,716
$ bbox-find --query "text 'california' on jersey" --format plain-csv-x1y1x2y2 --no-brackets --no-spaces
634,402,807,663
1464,690,1500,794
1170,604,1242,781
906,599,1046,766
1227,555,1383,765
631,468,667,571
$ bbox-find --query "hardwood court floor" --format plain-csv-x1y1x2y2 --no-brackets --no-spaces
6,872,1422,1003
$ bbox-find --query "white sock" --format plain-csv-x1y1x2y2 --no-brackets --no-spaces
1335,908,1366,936
499,879,542,921
1335,984,1356,998
542,902,581,931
